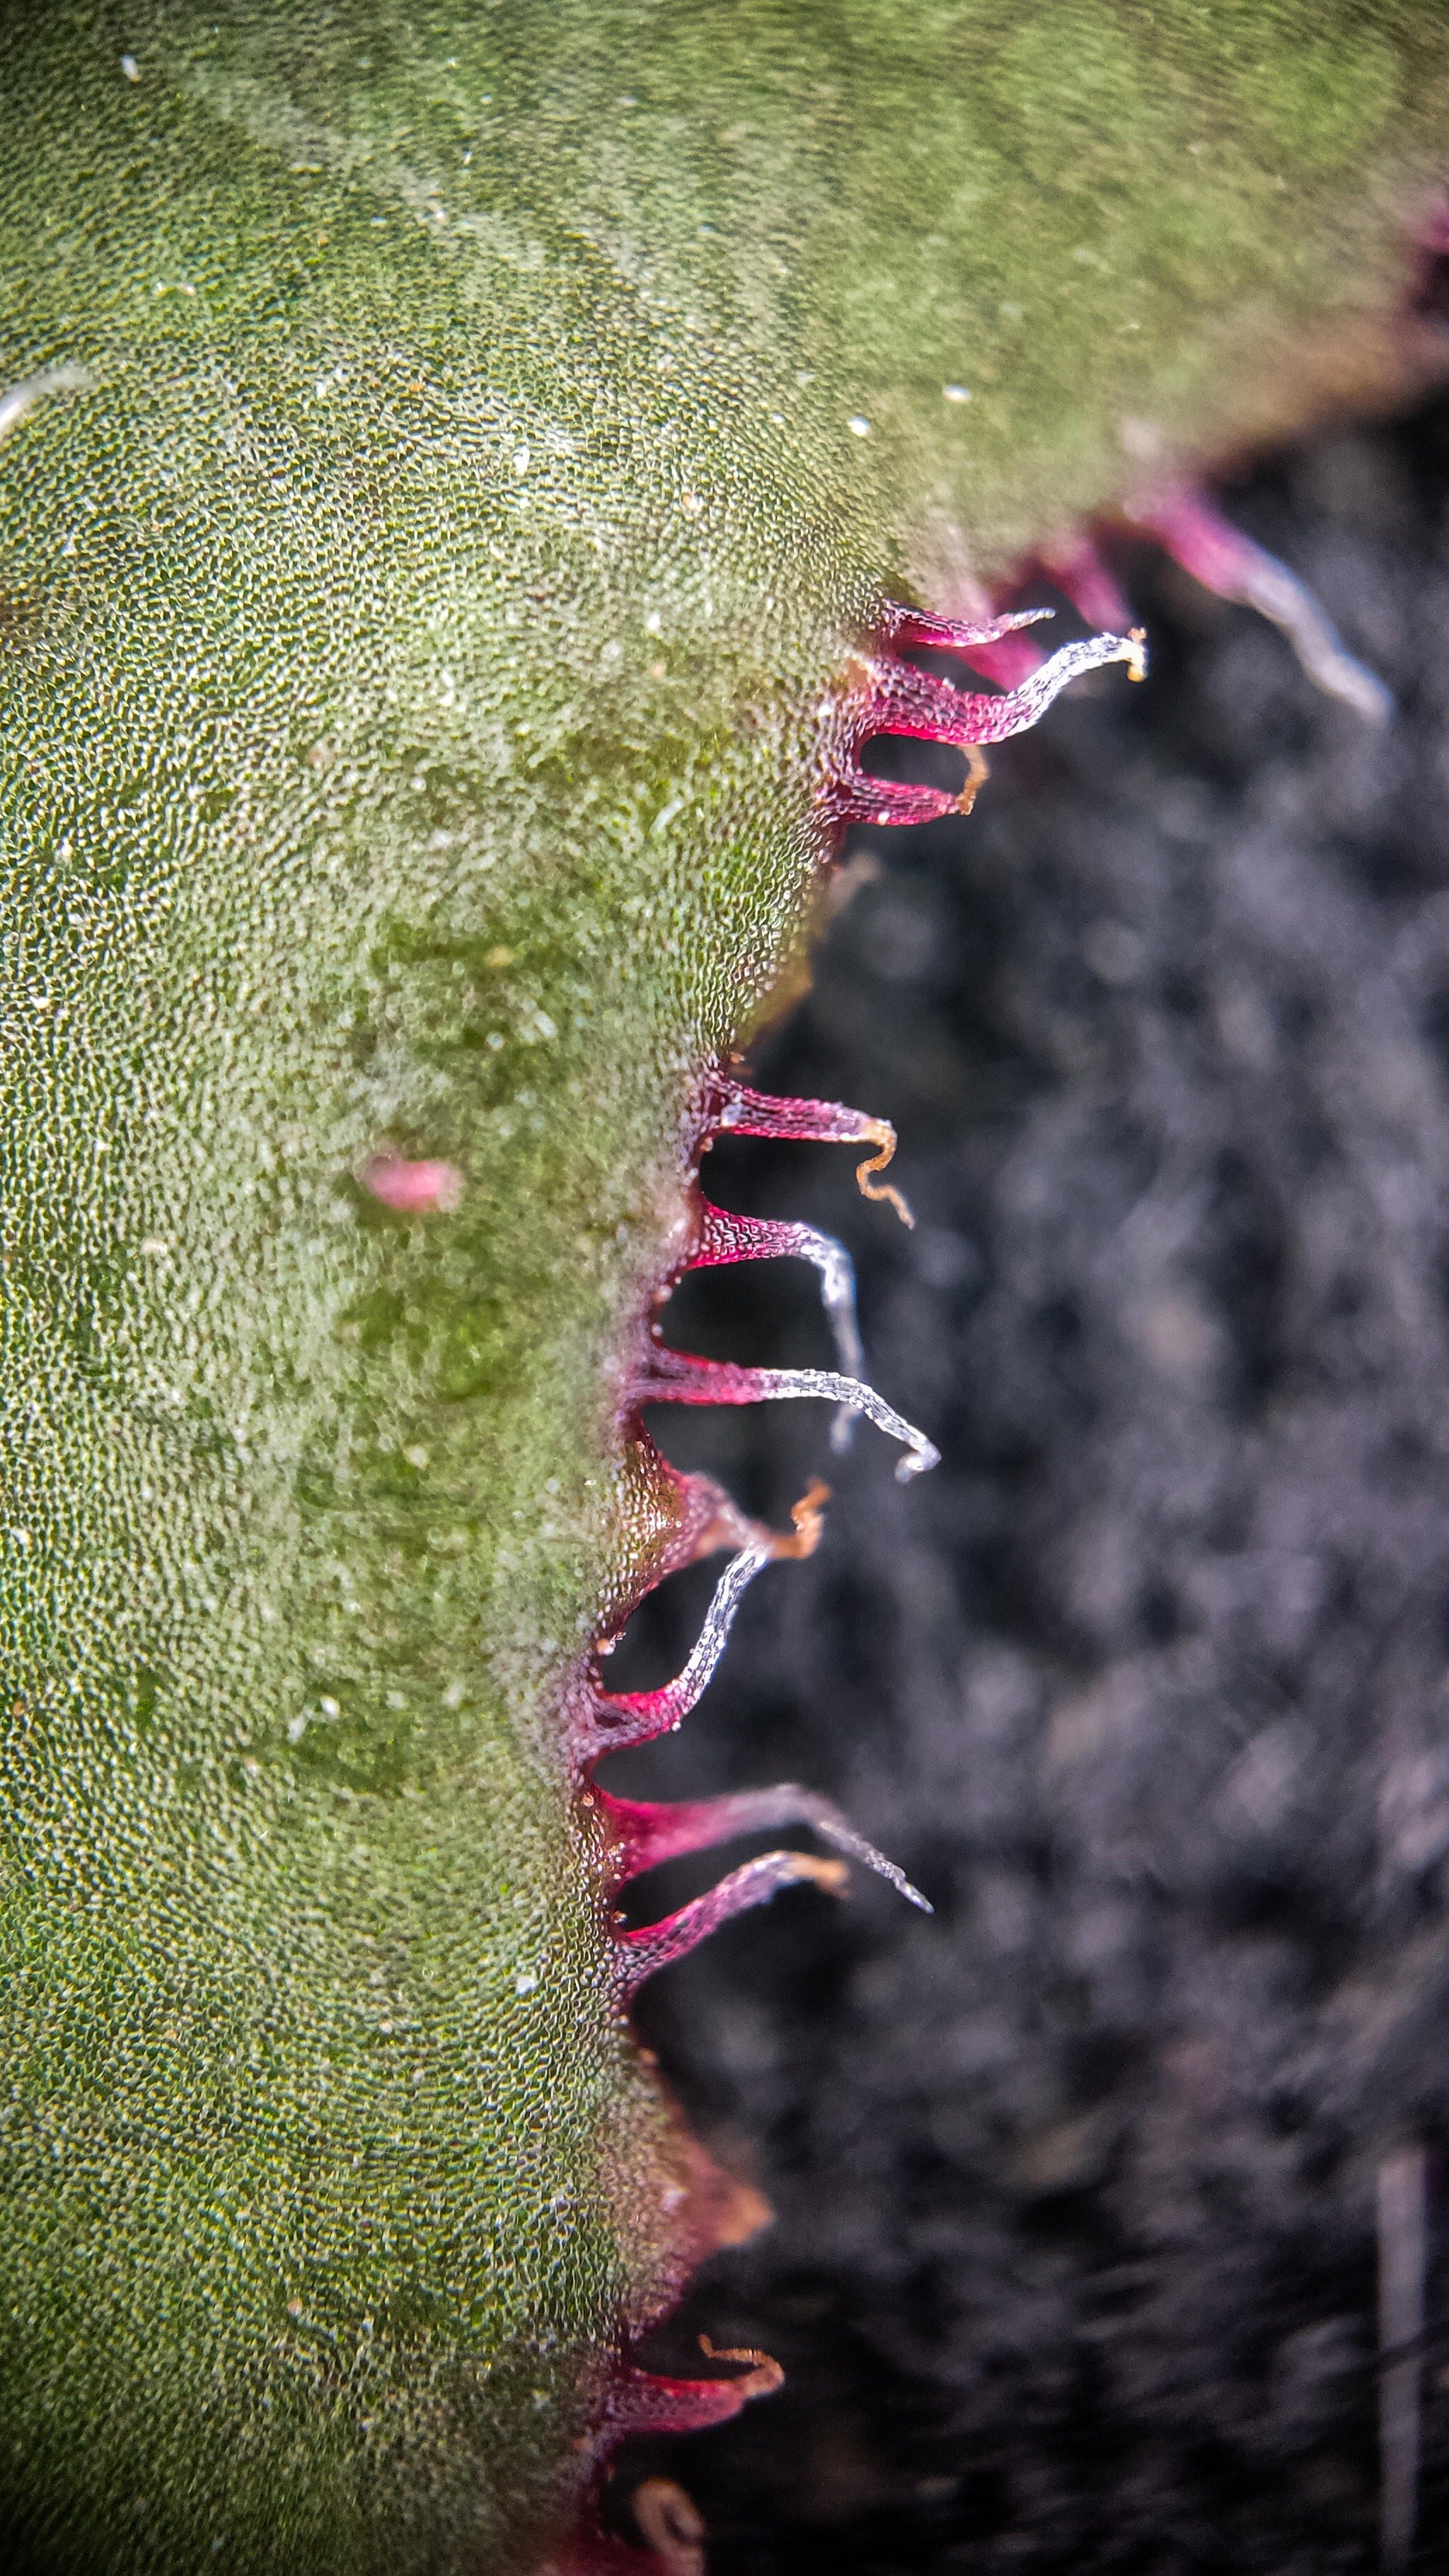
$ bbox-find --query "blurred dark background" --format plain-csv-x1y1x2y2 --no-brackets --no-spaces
597,392,1449,2574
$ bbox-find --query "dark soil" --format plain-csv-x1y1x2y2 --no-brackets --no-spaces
598,395,1449,2573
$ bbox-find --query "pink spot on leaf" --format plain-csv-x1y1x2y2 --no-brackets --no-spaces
358,1153,463,1213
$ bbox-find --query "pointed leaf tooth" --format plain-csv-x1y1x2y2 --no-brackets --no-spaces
1040,532,1136,636
598,1782,930,1912
710,1080,891,1153
860,628,1146,756
600,2351,782,2437
575,1544,770,1760
689,1198,864,1390
1128,484,1388,721
879,601,1053,653
636,1344,939,1480
613,1849,847,1996
824,768,963,831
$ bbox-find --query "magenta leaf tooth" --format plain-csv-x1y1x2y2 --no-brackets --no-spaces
575,1480,829,1765
823,616,1145,836
689,1197,863,1443
946,625,1047,688
635,1342,940,1482
1040,531,1136,638
865,626,1146,753
824,769,967,831
879,601,1055,654
1126,485,1391,722
656,1469,751,1578
596,1783,930,1912
954,625,1147,735
858,657,1015,749
691,1202,862,1372
642,1460,768,1590
573,1544,772,1762
711,1080,892,1150
612,1849,848,1997
965,535,1138,688
708,1080,914,1227
600,2352,783,2440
